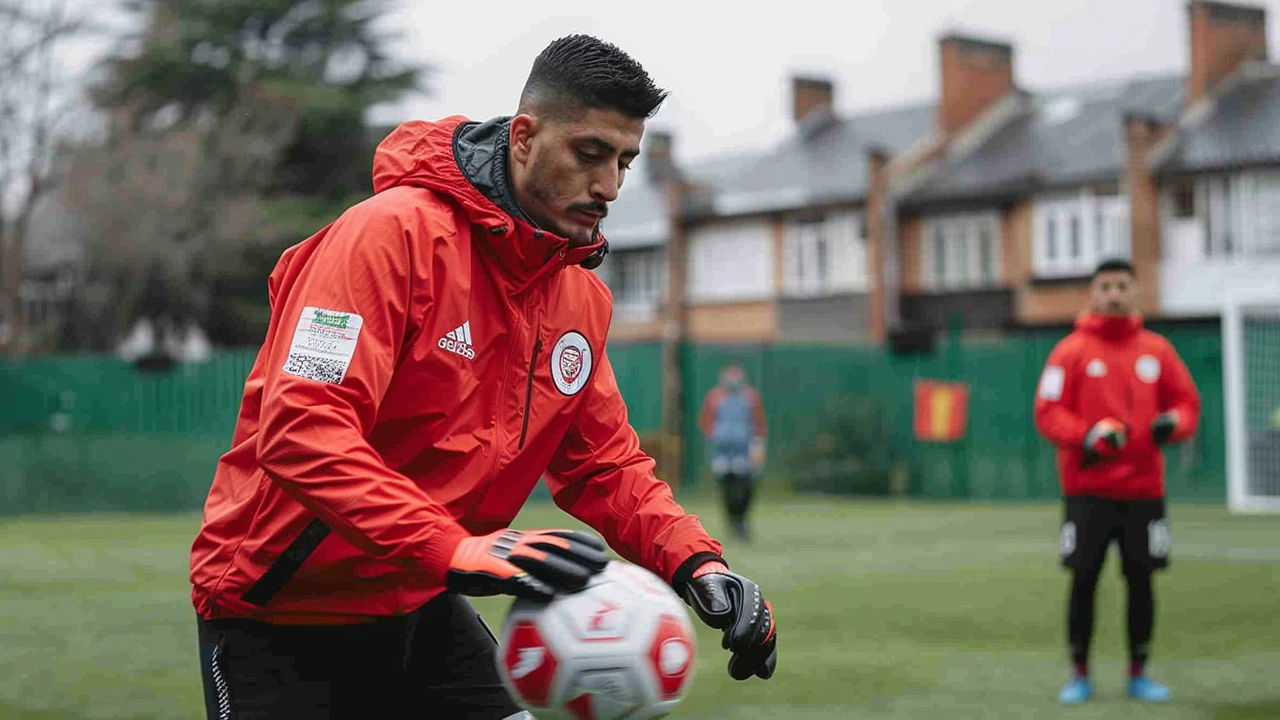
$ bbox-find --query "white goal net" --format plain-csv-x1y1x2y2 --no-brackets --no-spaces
1223,289,1280,513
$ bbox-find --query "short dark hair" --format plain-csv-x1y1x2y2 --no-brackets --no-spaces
519,35,668,120
1093,258,1135,278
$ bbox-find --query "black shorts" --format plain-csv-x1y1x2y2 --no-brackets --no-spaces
1060,495,1170,574
197,592,526,719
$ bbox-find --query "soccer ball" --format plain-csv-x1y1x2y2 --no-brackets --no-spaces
495,560,698,719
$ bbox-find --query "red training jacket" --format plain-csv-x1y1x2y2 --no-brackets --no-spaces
189,117,722,624
1033,313,1201,499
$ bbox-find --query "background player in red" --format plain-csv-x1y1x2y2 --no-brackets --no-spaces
189,35,776,719
1034,258,1201,705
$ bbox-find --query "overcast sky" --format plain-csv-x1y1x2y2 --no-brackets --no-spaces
370,0,1280,166
56,0,1280,166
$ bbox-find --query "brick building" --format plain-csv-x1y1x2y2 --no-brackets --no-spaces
602,0,1280,345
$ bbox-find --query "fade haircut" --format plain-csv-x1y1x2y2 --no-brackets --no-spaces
1093,258,1136,279
518,35,668,121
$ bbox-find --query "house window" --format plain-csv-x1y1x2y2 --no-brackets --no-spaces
782,210,867,297
922,211,1001,291
1179,172,1280,260
1033,191,1130,278
1253,171,1280,256
601,247,666,321
978,225,993,284
1201,176,1235,257
1171,181,1195,219
932,225,946,283
687,220,776,303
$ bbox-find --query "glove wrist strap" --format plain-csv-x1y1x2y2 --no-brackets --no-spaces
671,551,727,596
693,561,730,579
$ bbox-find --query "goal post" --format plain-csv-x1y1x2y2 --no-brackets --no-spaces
1223,288,1280,514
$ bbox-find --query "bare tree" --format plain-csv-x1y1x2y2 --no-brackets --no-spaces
62,84,301,342
0,0,88,353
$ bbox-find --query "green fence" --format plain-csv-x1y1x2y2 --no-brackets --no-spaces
608,341,663,434
0,345,666,516
0,324,1227,515
0,351,260,514
681,322,1226,503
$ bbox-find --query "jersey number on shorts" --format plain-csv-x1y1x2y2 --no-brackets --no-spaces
1147,519,1171,558
1060,521,1077,557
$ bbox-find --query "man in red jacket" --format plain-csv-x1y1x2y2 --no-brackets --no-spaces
190,35,775,719
1034,259,1200,705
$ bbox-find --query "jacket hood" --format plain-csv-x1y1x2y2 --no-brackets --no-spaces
1075,312,1144,340
370,117,607,285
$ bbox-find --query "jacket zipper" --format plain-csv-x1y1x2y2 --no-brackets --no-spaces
468,231,552,516
1125,366,1136,439
518,336,541,449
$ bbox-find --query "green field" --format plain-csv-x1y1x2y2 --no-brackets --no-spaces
2,497,1278,719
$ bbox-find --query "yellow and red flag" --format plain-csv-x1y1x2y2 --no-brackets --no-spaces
913,379,970,442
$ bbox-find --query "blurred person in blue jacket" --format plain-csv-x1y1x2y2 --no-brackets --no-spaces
700,363,768,540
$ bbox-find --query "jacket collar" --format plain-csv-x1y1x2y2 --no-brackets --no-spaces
452,117,537,228
369,116,606,293
451,118,608,285
1075,312,1144,341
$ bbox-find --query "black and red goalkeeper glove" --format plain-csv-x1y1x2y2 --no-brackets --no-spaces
1083,417,1127,462
1152,411,1180,445
446,529,608,601
680,560,777,681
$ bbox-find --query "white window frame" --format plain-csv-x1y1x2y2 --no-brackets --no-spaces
1033,190,1130,279
600,247,667,322
921,211,1001,291
1198,171,1280,259
686,220,776,304
1160,171,1280,265
1248,171,1280,257
1200,175,1238,259
782,210,867,297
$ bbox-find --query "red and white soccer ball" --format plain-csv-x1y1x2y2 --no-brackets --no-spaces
496,560,698,719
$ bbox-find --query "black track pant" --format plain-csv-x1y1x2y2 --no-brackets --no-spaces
1061,495,1167,673
1068,565,1155,671
197,592,525,719
718,472,755,526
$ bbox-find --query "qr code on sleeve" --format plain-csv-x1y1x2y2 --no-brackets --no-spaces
283,353,347,384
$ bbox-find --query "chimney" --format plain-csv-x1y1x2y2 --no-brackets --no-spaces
644,130,677,184
791,76,834,124
1187,1,1269,106
938,34,1015,137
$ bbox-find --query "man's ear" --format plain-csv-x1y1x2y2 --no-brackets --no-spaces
509,114,539,165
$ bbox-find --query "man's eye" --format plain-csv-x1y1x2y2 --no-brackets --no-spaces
577,151,600,163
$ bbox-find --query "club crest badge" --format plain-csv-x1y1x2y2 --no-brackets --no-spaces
551,331,593,396
1135,355,1161,384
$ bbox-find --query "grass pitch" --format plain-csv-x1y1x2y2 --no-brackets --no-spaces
1,497,1278,719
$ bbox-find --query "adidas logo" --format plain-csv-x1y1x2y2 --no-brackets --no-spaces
438,321,476,360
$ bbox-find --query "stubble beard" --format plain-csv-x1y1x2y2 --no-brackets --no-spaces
523,157,596,248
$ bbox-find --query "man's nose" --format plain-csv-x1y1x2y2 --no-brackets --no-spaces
590,170,620,203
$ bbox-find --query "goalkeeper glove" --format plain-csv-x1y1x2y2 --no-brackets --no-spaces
1152,411,1179,445
446,529,608,601
1083,417,1127,459
681,561,777,681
